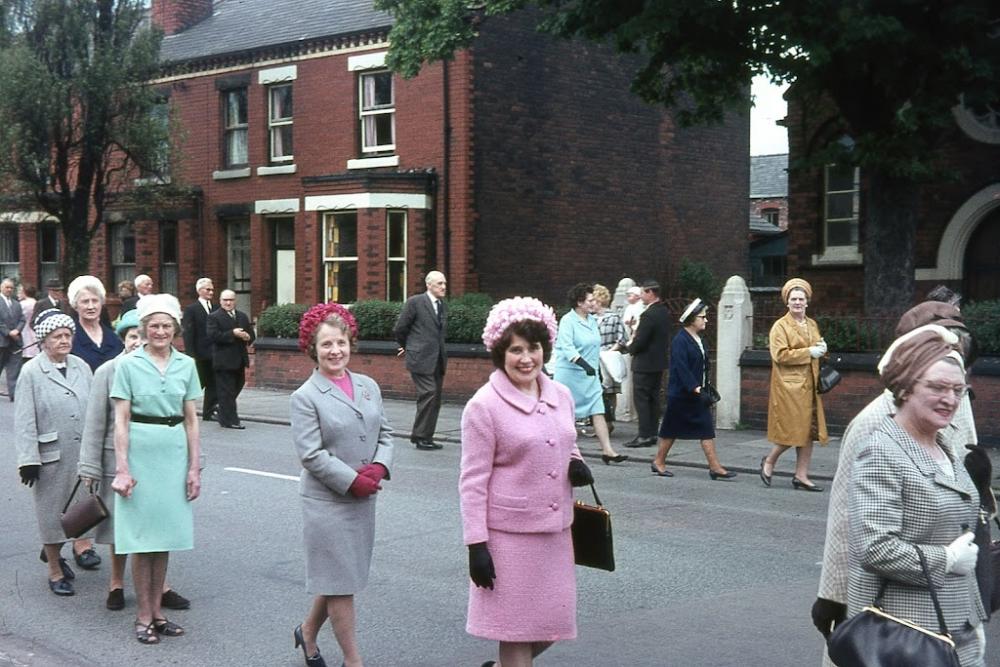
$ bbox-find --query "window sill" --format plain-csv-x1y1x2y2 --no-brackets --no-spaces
257,164,297,176
347,155,399,170
213,167,251,180
811,248,863,266
133,176,172,186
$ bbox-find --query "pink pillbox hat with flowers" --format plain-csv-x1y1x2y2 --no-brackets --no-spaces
482,296,558,350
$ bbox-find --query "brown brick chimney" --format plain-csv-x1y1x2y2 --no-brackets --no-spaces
151,0,213,36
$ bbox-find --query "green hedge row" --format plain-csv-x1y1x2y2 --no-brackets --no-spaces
256,294,494,344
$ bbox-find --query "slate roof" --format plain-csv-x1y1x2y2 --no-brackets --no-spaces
749,215,784,236
750,153,788,199
160,0,394,64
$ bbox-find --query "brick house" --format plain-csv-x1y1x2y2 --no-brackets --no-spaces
784,95,1000,312
0,0,749,316
748,153,788,289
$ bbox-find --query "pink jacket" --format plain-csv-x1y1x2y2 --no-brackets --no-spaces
460,369,582,545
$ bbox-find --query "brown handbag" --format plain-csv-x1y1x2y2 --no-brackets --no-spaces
60,479,109,539
572,483,615,572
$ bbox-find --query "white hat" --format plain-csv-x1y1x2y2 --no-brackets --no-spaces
137,293,183,322
626,286,642,296
679,298,707,324
67,275,106,308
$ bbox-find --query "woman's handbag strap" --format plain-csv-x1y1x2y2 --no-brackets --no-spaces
870,546,951,637
62,478,86,514
588,483,603,507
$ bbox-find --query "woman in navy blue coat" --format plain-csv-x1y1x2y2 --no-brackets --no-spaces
650,299,735,480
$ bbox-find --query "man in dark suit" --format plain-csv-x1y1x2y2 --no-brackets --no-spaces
207,288,254,429
120,273,152,314
0,278,25,400
182,277,219,421
393,270,448,450
31,278,71,327
623,280,671,447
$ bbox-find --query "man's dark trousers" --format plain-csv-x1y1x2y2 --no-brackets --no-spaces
632,370,663,439
411,359,444,441
215,368,245,428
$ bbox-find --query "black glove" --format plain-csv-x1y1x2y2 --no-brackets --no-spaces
811,597,847,638
568,458,594,487
574,357,596,376
964,445,994,508
468,542,495,590
19,465,41,488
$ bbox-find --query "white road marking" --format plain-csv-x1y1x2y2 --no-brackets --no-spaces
224,467,299,481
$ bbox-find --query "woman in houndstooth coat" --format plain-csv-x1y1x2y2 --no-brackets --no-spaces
847,330,987,666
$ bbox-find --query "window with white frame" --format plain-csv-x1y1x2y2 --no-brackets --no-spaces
323,212,358,303
386,210,407,301
824,164,860,248
38,224,59,286
359,70,395,154
762,208,780,227
268,84,293,162
109,222,136,288
0,226,18,281
159,221,178,296
223,88,248,167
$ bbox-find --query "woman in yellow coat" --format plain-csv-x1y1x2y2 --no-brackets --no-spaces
760,278,829,491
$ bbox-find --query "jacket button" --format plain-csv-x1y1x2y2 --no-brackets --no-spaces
359,435,366,441
548,440,556,447
550,502,559,510
548,471,557,479
538,407,546,414
356,413,363,419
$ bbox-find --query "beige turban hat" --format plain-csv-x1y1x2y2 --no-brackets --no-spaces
781,278,813,304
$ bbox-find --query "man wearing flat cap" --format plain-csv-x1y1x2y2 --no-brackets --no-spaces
31,279,72,328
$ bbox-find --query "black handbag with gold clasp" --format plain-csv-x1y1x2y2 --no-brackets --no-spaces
572,483,614,572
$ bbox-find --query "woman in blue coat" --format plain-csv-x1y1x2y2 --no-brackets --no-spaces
553,283,627,464
650,299,735,480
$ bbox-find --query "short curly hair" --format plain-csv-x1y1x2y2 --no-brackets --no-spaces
490,319,553,369
567,282,593,309
591,283,611,308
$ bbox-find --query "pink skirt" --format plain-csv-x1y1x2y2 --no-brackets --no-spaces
467,527,577,642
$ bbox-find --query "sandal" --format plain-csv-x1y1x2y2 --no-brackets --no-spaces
134,620,160,645
152,617,185,637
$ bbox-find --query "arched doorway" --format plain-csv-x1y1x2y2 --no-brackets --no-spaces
963,208,1000,301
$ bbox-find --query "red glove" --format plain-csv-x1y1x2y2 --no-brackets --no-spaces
358,463,388,483
348,473,381,498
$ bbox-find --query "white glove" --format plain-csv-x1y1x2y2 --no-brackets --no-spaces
809,345,825,359
816,339,828,355
944,532,978,575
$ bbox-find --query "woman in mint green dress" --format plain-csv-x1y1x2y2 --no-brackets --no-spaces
110,295,202,645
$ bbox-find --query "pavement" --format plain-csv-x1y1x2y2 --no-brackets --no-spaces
237,387,841,483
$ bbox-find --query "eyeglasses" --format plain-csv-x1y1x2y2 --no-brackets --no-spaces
917,380,971,400
696,315,709,320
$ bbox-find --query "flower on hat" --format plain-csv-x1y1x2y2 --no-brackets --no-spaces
482,297,558,351
298,302,358,353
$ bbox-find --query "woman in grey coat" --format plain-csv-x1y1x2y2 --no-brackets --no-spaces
291,303,394,667
14,309,93,596
848,328,987,666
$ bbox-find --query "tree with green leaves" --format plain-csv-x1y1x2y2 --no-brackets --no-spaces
0,0,170,283
375,0,1000,316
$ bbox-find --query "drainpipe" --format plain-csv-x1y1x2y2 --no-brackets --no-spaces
441,59,451,279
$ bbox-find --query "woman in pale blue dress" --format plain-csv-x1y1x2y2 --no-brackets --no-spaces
553,283,627,464
110,294,202,645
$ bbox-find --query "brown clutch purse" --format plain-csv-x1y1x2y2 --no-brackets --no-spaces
61,478,109,539
572,483,615,572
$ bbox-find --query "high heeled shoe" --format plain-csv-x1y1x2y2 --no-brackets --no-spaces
792,477,824,492
602,454,629,465
758,456,772,487
293,624,328,667
650,462,674,477
709,469,737,480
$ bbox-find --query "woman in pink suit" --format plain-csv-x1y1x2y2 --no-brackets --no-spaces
460,297,594,667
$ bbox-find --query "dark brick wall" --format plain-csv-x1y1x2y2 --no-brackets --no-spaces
470,11,750,306
151,0,213,36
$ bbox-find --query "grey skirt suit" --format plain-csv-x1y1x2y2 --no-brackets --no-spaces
77,355,121,544
14,353,93,543
291,370,394,595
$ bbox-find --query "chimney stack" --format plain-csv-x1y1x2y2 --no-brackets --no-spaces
151,0,213,36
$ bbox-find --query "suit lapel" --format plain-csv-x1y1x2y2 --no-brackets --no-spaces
309,370,362,415
885,418,975,499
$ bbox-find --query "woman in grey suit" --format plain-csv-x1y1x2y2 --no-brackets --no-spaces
291,303,394,667
848,328,987,666
14,309,93,596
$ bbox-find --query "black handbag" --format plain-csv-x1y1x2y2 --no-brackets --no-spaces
60,478,109,539
818,361,842,394
701,382,722,405
826,547,961,667
572,483,614,572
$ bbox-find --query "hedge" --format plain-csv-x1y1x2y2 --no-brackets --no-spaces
963,300,1000,356
256,293,494,344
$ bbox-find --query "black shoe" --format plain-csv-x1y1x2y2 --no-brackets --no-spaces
625,436,655,448
74,547,101,570
203,412,216,422
650,462,674,477
601,454,629,465
709,470,738,481
49,577,74,596
759,456,772,487
106,587,125,610
294,624,328,667
413,438,441,450
161,589,190,610
221,423,246,430
792,477,824,492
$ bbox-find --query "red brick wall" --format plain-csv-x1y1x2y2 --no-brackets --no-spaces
151,0,213,36
251,340,494,400
750,197,789,231
740,355,1000,444
470,11,750,306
